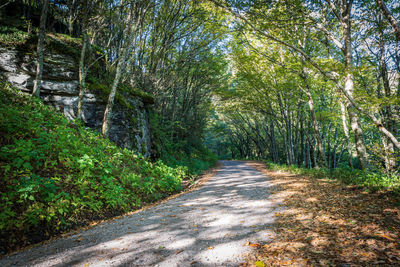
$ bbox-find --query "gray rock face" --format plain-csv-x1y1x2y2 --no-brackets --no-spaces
0,47,152,156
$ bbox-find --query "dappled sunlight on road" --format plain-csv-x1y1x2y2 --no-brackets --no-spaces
1,161,280,267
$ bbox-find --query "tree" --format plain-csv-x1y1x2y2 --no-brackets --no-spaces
32,0,49,98
102,0,151,137
375,0,400,41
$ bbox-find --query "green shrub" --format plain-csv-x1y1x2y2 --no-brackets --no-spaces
265,161,400,192
0,25,29,46
159,142,217,176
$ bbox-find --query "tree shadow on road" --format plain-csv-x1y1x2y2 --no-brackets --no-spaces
1,161,281,267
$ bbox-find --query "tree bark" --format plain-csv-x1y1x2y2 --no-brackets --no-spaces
342,3,369,169
340,99,352,160
77,0,89,119
300,79,327,168
77,32,89,119
102,49,131,137
102,2,136,137
32,0,49,98
378,26,396,171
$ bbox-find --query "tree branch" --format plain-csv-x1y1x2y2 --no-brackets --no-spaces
375,0,400,41
210,0,400,150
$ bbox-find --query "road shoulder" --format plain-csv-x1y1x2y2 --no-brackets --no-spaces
245,161,400,266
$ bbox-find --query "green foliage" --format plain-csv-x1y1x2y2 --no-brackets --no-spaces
0,25,29,46
265,162,400,192
160,142,217,176
0,23,81,60
149,112,217,176
0,82,184,252
87,75,154,108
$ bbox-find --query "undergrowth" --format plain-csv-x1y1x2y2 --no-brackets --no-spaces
149,113,217,176
0,82,185,253
160,143,217,176
265,161,400,192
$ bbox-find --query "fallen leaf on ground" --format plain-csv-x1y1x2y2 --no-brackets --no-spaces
244,161,400,266
175,249,184,254
74,237,84,242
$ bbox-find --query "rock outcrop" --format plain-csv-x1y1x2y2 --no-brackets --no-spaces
0,47,152,157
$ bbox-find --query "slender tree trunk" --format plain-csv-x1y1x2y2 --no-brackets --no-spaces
77,0,90,118
32,0,49,98
102,61,124,137
307,140,311,168
301,114,306,167
378,27,396,171
303,86,327,167
340,100,353,167
331,127,338,169
342,7,369,169
337,145,345,168
268,119,279,163
102,3,137,137
67,0,77,36
77,32,89,119
327,123,332,169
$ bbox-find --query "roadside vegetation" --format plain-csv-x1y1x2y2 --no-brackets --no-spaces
0,82,187,253
265,162,400,192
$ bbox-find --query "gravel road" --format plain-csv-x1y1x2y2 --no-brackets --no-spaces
1,161,279,267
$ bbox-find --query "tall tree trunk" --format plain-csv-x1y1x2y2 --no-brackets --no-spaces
302,84,327,167
327,123,332,169
268,119,279,163
68,0,77,36
337,145,345,168
102,0,143,137
306,139,311,168
342,5,369,169
331,127,338,169
300,113,306,167
77,32,89,119
378,26,396,171
102,13,133,137
77,0,89,119
32,0,49,98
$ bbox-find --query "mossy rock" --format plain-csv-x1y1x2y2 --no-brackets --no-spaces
87,75,154,108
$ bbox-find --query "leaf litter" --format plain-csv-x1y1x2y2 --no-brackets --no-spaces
244,161,400,266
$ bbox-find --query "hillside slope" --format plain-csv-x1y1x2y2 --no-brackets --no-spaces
0,82,185,254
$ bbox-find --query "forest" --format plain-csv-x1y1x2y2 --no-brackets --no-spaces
0,0,400,265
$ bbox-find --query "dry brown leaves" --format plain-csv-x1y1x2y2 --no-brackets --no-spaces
246,161,400,266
